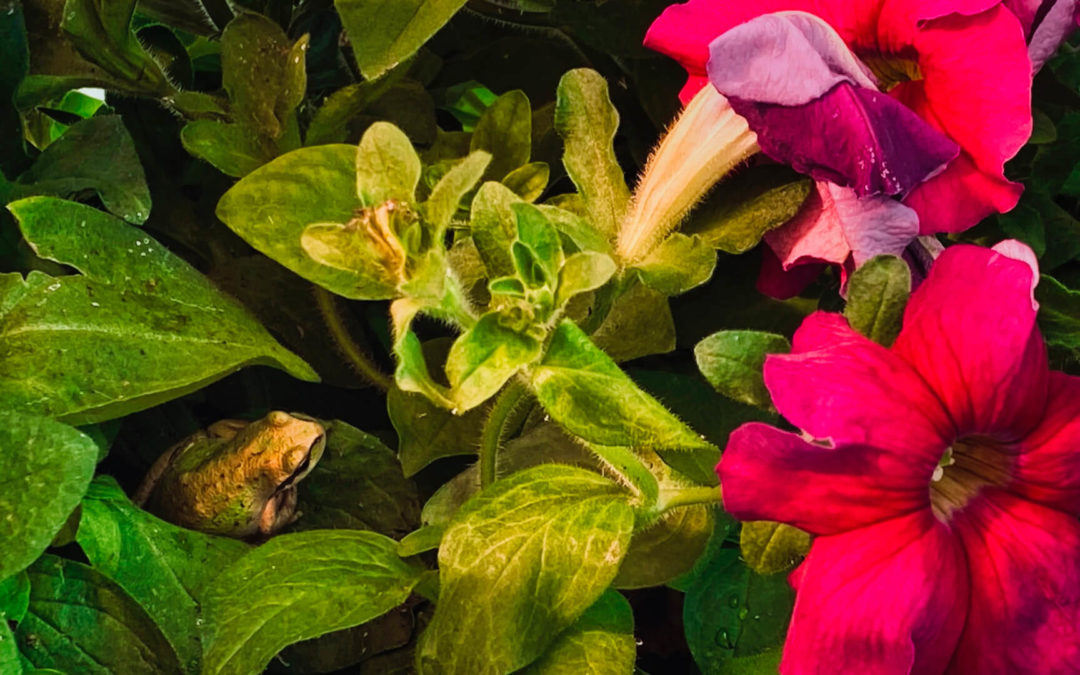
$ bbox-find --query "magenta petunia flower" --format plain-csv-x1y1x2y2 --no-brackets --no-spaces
719,242,1080,672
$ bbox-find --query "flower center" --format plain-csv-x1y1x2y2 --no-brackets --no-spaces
930,436,1014,521
857,52,923,91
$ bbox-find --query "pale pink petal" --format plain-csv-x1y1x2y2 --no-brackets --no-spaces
765,182,851,269
949,491,1080,672
892,244,1048,438
765,312,952,460
781,511,968,674
720,423,929,535
828,184,920,265
1026,0,1079,71
1011,372,1080,514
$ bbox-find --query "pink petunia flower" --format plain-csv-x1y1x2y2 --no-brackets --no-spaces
719,241,1080,672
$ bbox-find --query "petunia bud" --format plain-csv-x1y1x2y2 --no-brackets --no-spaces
616,85,759,263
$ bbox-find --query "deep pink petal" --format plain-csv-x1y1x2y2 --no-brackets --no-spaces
948,491,1080,672
756,245,826,299
764,312,952,460
1011,372,1080,514
902,152,1023,235
720,423,929,535
892,244,1048,438
781,511,968,674
728,84,958,197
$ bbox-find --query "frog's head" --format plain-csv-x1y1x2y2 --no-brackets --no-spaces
235,411,326,536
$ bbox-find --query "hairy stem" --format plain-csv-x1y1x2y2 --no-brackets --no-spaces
479,379,530,489
313,286,393,391
654,484,723,513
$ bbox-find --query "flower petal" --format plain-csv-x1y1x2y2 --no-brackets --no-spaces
892,244,1048,438
764,181,851,270
756,245,826,299
764,311,952,460
901,152,1023,235
727,83,958,197
706,12,878,106
949,491,1080,672
782,512,968,674
720,423,930,535
1011,372,1080,514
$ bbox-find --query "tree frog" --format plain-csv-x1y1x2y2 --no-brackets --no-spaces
133,411,326,538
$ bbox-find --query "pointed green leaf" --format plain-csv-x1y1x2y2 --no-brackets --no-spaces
503,161,550,202
1037,274,1080,361
513,202,564,289
201,531,424,675
335,0,468,80
13,115,151,224
531,320,712,450
694,331,791,409
16,556,183,674
554,69,630,240
356,121,422,205
417,465,635,673
181,120,273,178
61,0,172,93
520,590,636,675
556,251,616,306
446,313,542,411
614,505,713,589
76,477,250,673
635,233,716,296
538,203,613,254
388,387,484,476
0,413,96,582
424,150,491,232
843,254,911,347
739,521,811,575
471,89,532,180
3,198,317,424
590,281,676,363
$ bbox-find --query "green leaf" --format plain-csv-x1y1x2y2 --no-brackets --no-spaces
0,413,96,583
635,233,716,296
417,465,635,673
446,313,542,411
397,524,446,557
0,618,21,674
423,150,491,233
15,555,183,674
503,162,550,202
356,121,422,206
843,255,911,347
292,420,421,537
999,191,1080,271
684,167,812,254
336,0,469,80
614,505,713,589
201,530,424,675
388,387,483,476
306,77,400,146
532,320,713,450
520,590,636,675
694,331,791,409
683,546,794,672
221,13,307,140
739,521,811,576
3,198,317,424
470,180,521,277
180,120,276,178
556,251,617,307
215,144,396,300
554,69,630,240
471,90,532,180
76,477,250,673
61,0,172,94
12,115,151,224
591,281,676,363
513,202,564,289
1037,274,1080,359
0,572,30,623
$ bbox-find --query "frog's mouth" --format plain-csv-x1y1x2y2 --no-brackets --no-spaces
267,433,325,511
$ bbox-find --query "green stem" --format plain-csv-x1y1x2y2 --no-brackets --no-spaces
314,286,393,392
479,380,530,489
654,485,723,513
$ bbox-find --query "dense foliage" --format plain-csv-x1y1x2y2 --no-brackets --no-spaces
4,0,1080,673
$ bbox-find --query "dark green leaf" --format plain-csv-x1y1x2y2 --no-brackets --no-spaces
446,313,542,411
614,505,713,589
388,386,483,477
739,521,811,575
16,555,183,674
554,69,630,240
417,465,634,673
843,255,911,347
61,0,173,94
635,233,716,296
0,413,97,582
76,477,250,673
694,331,791,409
13,115,151,224
520,590,636,675
3,198,317,424
533,321,712,450
201,530,424,675
336,0,469,80
0,572,30,623
292,420,420,537
471,90,532,181
1037,274,1080,359
591,281,676,362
